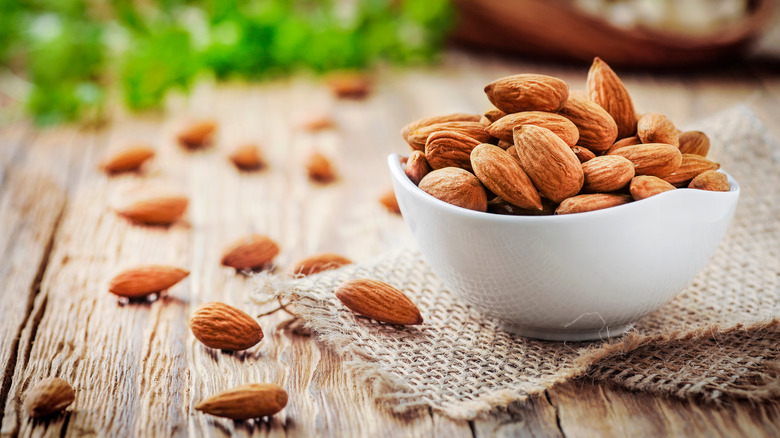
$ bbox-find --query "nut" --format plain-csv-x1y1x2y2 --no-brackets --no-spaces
629,175,677,200
190,302,264,351
586,57,638,139
418,167,487,212
688,170,730,191
407,121,491,151
101,145,155,174
662,154,720,187
571,146,596,163
555,193,633,215
109,265,189,298
637,113,679,147
581,155,635,193
379,188,401,215
401,113,481,145
195,383,287,420
608,143,682,177
178,120,217,148
425,131,483,172
229,144,265,171
558,93,618,152
484,74,569,113
335,278,423,325
470,143,542,210
221,234,280,271
116,192,189,226
678,131,711,157
404,150,432,185
487,111,579,146
306,150,337,183
24,378,75,418
288,253,352,277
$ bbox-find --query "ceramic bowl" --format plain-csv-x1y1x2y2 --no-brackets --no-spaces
388,154,740,341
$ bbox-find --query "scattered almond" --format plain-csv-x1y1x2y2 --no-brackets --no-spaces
190,302,264,351
288,253,352,277
513,125,584,203
555,193,633,215
662,154,720,187
326,71,371,99
679,131,711,157
401,113,481,145
484,74,569,113
178,119,217,148
487,111,579,146
470,143,542,210
581,155,635,193
221,234,280,271
407,121,491,151
404,150,432,185
558,93,618,152
229,144,265,171
195,383,287,420
101,145,155,174
688,170,730,191
379,188,401,214
608,143,682,177
425,130,483,172
116,193,189,226
629,175,677,200
335,278,423,325
587,57,637,139
24,378,75,418
418,167,487,212
306,150,337,183
637,113,679,147
301,113,336,132
109,265,189,298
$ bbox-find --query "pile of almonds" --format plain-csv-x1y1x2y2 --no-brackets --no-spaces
401,57,729,215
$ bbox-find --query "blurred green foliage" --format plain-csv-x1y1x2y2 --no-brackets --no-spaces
1,0,453,124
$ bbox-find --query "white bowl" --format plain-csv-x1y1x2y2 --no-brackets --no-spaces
388,154,740,341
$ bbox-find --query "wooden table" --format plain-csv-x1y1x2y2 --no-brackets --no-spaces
1,50,779,437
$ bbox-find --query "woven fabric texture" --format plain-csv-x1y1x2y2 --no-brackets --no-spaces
254,106,780,420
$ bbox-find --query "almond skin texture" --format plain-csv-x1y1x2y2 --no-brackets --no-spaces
512,125,584,203
558,94,618,152
678,131,711,157
335,278,423,325
581,155,635,192
407,121,491,151
379,188,401,215
637,113,679,147
404,151,432,185
24,378,75,418
630,175,677,200
178,120,217,148
102,145,155,174
586,57,637,139
487,111,579,146
190,302,264,351
401,113,481,144
571,146,596,163
605,135,641,155
608,143,682,177
229,144,265,171
306,151,337,183
662,154,720,186
555,193,633,215
109,265,189,298
688,170,730,191
195,383,287,420
221,234,280,270
425,131,483,172
418,167,487,212
484,74,569,113
289,253,352,277
117,194,188,226
470,144,542,210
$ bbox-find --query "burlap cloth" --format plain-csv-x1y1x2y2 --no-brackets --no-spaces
254,105,780,420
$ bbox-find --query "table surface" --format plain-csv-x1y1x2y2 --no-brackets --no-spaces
1,48,780,437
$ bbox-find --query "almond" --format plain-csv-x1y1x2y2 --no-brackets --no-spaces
470,144,542,210
301,113,336,132
401,113,482,145
512,125,584,203
558,94,618,152
404,150,432,185
608,143,682,177
484,74,569,113
178,120,217,148
662,154,720,187
487,197,558,216
678,131,710,157
629,176,677,200
24,378,75,418
195,384,287,420
407,121,491,151
335,278,423,325
326,71,371,99
425,131,483,171
586,57,637,139
581,155,635,192
605,135,640,155
117,193,188,226
418,167,487,212
688,170,730,191
288,253,352,277
229,144,265,171
496,139,513,150
221,234,280,270
109,265,189,298
379,188,401,214
190,302,264,351
483,108,507,123
306,150,337,183
637,113,679,147
555,193,632,215
487,111,579,146
101,145,155,174
571,146,596,163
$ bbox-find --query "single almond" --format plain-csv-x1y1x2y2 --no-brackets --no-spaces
581,155,635,192
484,74,569,113
229,144,265,171
558,94,618,152
221,234,280,270
512,125,584,203
425,131,483,172
487,111,579,146
571,146,596,163
404,150,432,185
662,154,720,187
605,135,641,155
401,113,482,145
117,193,189,225
306,150,337,183
24,378,75,418
101,145,155,174
678,131,710,157
688,170,730,191
470,144,542,210
637,113,679,147
335,278,423,325
379,188,401,215
487,197,558,216
418,167,487,212
629,175,677,200
178,120,217,148
483,108,507,123
288,253,352,277
496,139,513,150
407,121,491,151
555,193,632,215
195,383,287,420
301,113,336,132
586,57,638,139
109,265,189,298
326,71,371,99
608,143,682,177
190,302,264,351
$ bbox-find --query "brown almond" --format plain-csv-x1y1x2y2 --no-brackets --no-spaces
101,145,155,174
306,150,337,183
117,193,188,226
662,154,720,187
404,150,432,185
512,125,584,203
571,146,596,163
326,71,371,99
555,193,632,215
221,234,280,270
335,278,423,325
581,155,635,192
487,197,558,216
109,265,189,298
379,188,401,215
688,170,730,191
496,139,513,150
558,94,618,152
608,143,682,177
418,167,487,212
487,111,579,146
178,120,217,148
190,302,264,351
470,144,542,210
637,113,679,147
24,378,75,418
301,113,336,132
288,253,352,277
483,108,507,123
587,57,638,139
484,74,569,113
425,131,483,172
401,113,482,145
229,144,265,171
407,121,491,151
605,135,641,155
629,175,677,200
678,131,711,157
195,383,287,420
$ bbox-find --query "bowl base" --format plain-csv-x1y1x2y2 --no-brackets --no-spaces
500,322,633,342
